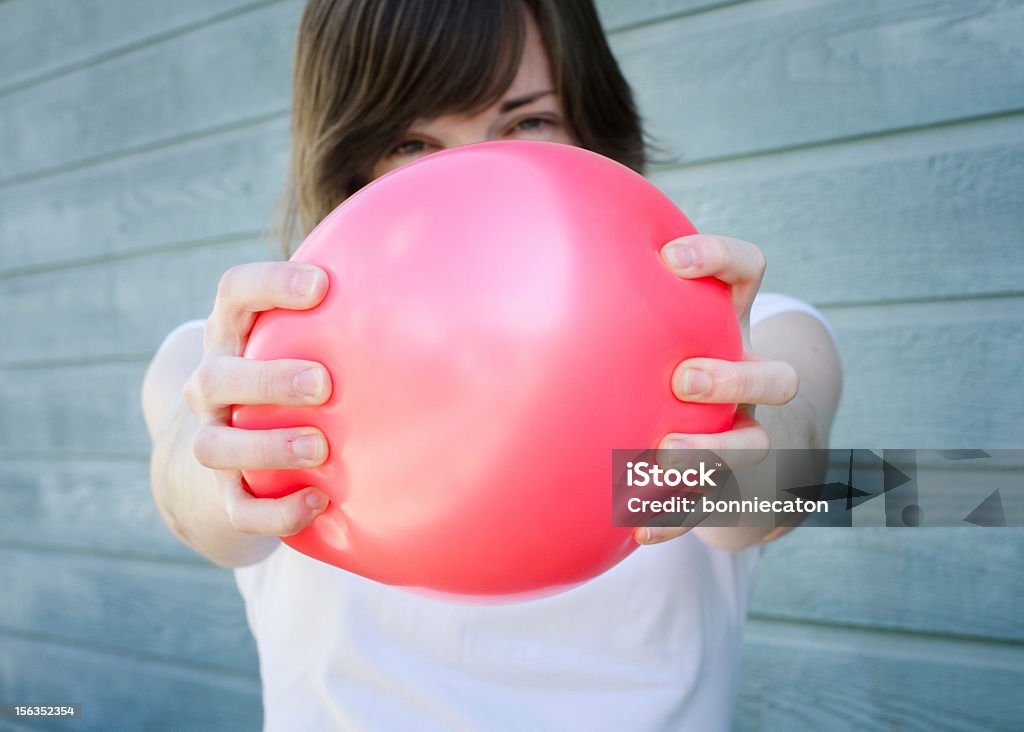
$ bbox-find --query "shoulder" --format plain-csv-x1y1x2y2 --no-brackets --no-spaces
750,292,838,359
751,293,834,338
141,320,206,440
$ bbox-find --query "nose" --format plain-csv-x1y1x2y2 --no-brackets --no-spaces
446,134,492,150
442,118,497,149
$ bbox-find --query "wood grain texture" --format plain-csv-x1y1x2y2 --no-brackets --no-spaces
751,528,1024,642
1,238,269,365
823,296,1024,448
0,0,275,93
610,0,1024,163
0,117,288,276
0,634,261,731
0,361,149,459
596,0,739,30
0,459,193,561
737,618,1024,731
651,114,1024,305
0,547,257,673
0,1,298,183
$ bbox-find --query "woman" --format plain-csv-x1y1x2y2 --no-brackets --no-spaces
143,0,841,728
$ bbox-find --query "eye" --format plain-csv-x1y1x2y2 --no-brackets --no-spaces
513,117,550,133
506,116,563,141
390,139,428,157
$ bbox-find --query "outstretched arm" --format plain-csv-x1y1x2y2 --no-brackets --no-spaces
637,234,842,550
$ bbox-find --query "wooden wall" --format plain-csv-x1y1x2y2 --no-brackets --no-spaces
1,1,1021,729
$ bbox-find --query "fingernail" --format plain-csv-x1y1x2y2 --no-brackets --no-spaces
662,437,690,451
305,490,328,512
640,527,672,545
291,269,324,298
292,434,325,461
666,244,696,270
683,369,712,396
293,368,324,398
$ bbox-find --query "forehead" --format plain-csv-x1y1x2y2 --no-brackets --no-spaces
506,12,555,93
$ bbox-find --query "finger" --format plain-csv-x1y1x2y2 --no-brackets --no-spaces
661,234,765,286
634,526,689,546
220,475,330,537
660,234,765,318
188,356,331,409
206,262,328,355
671,357,798,406
659,411,770,464
194,425,328,471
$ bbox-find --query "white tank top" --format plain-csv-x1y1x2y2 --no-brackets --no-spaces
234,293,831,731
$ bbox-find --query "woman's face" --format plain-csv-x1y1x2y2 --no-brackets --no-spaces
371,14,578,179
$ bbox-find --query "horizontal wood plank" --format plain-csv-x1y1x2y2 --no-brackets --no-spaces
738,618,1024,731
0,117,288,276
1,238,269,365
0,0,270,93
611,0,1024,163
0,547,258,673
651,114,1024,305
0,633,261,730
822,296,1024,448
0,459,194,561
0,2,299,182
0,361,150,458
597,0,739,31
752,527,1024,642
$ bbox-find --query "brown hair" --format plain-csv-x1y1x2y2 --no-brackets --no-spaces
281,0,645,252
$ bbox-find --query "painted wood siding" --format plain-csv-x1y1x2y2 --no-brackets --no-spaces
0,1,1020,730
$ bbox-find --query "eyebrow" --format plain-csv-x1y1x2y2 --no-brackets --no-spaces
500,90,555,113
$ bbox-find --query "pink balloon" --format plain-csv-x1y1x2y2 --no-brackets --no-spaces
233,141,741,601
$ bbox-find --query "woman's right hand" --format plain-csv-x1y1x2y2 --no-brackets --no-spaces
184,261,333,537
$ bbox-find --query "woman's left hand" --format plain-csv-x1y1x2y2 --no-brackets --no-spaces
635,234,799,545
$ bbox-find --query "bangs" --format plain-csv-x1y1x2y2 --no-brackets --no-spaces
360,0,528,126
